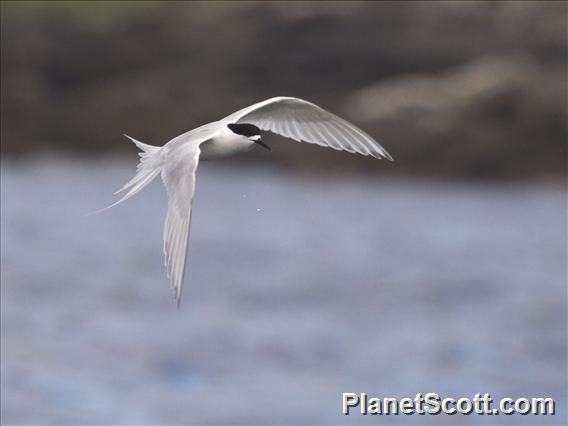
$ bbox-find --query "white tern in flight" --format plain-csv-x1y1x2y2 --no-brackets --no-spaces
108,96,393,305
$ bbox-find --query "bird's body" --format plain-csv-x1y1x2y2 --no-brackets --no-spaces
198,122,256,159
109,96,392,304
156,122,253,161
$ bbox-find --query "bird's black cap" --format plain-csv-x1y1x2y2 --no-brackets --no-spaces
228,123,261,137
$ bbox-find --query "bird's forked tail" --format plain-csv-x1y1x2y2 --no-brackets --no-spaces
103,134,164,210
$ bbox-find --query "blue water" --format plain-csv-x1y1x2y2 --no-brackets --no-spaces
1,159,566,424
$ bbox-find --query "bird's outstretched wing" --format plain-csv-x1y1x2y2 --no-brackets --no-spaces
161,137,206,305
222,96,393,160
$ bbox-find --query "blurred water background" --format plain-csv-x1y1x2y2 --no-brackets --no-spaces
1,1,567,425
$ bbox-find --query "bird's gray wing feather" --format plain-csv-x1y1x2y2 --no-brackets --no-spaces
223,96,393,160
161,135,209,305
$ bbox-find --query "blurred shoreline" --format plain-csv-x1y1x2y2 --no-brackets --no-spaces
2,151,566,184
2,1,566,180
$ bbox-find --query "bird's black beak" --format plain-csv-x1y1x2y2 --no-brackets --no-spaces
255,138,271,152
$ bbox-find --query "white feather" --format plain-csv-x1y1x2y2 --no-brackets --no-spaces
223,96,393,161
